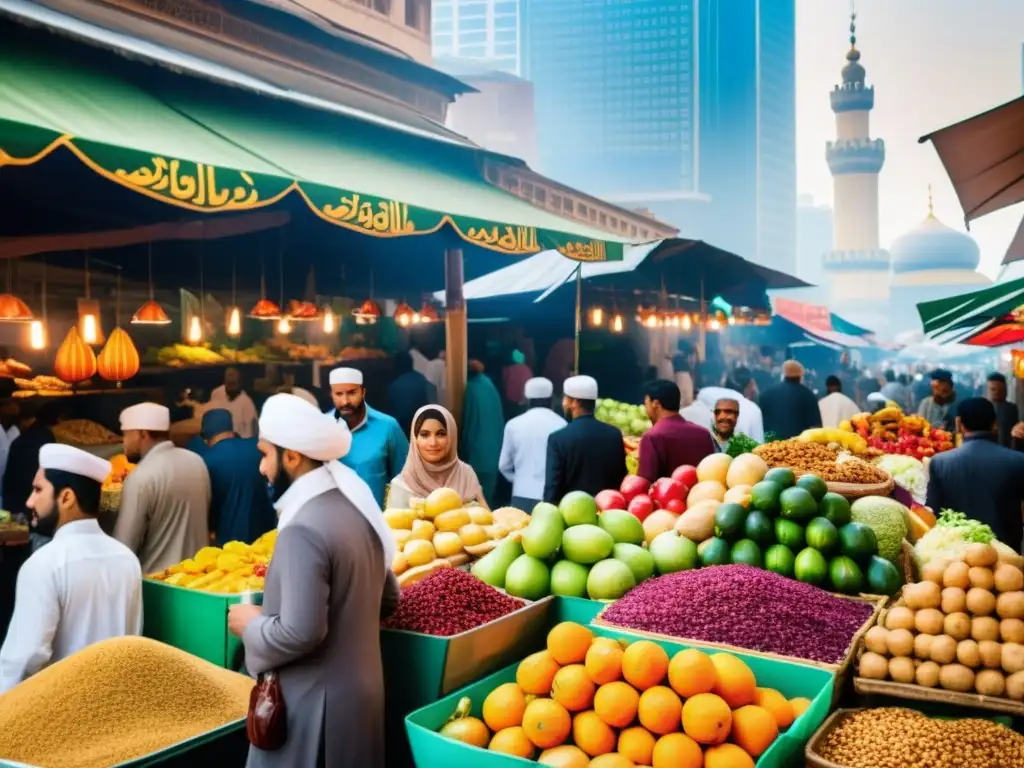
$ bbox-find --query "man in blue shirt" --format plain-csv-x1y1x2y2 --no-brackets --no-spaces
327,367,408,508
200,409,277,545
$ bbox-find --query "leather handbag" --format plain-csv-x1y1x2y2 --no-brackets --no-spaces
247,670,287,750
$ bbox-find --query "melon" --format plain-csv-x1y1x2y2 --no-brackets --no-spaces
586,558,636,600
725,453,769,489
598,509,645,545
687,480,727,505
642,509,679,546
561,525,615,564
697,453,733,484
504,554,550,600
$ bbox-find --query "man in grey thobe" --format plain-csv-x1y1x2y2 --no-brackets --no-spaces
229,394,399,768
113,402,211,573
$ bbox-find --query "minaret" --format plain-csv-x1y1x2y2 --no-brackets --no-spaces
822,12,890,329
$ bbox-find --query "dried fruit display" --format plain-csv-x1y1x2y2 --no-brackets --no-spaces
145,531,275,593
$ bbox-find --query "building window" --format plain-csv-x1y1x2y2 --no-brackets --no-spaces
494,0,517,13
458,1,487,19
460,30,487,44
405,0,429,32
460,16,486,31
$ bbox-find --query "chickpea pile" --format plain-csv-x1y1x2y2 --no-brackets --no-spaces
817,707,1024,768
753,441,889,484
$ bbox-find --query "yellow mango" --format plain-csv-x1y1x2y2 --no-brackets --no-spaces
383,509,416,530
434,508,471,533
432,531,464,558
468,507,492,526
392,529,413,549
223,541,251,555
194,547,222,566
458,523,488,547
409,519,436,541
403,539,435,567
484,524,510,540
216,553,244,572
392,553,409,575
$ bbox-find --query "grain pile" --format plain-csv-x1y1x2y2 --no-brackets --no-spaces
753,441,889,484
0,636,253,768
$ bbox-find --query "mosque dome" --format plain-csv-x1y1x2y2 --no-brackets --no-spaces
890,192,980,274
842,48,865,85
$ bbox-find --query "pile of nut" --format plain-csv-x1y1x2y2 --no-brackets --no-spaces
817,707,1024,768
753,441,890,484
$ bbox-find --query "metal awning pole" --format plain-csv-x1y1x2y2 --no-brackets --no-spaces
444,248,467,426
574,264,583,374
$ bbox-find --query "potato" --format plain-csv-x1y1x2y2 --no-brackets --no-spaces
956,639,981,669
915,660,941,688
941,587,967,615
920,560,947,585
979,640,1003,670
885,606,916,631
943,561,971,589
1003,642,1024,674
943,612,971,641
968,567,995,591
929,635,958,665
913,608,944,636
993,563,1024,593
864,625,889,655
966,587,996,617
888,656,916,684
859,651,889,679
914,633,934,660
972,616,1001,643
886,628,915,658
1007,670,1024,701
939,663,976,692
975,669,1006,697
996,591,1024,620
905,581,941,610
1001,618,1024,644
965,542,998,568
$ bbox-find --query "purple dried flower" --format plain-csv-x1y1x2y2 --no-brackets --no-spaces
601,565,874,664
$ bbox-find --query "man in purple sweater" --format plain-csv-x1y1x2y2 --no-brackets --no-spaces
637,379,717,483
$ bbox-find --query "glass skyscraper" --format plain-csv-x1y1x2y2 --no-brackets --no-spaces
432,0,520,74
522,0,796,274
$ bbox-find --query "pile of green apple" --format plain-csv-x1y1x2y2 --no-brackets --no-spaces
595,398,652,437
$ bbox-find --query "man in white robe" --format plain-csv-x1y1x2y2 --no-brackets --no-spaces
0,444,141,692
209,367,259,438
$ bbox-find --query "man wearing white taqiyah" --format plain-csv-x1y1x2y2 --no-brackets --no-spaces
226,394,399,768
0,444,141,692
113,402,211,574
499,377,566,510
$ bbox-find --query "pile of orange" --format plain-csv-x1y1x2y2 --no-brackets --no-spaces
439,621,814,767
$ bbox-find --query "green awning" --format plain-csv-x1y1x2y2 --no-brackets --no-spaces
0,32,623,262
917,275,1024,341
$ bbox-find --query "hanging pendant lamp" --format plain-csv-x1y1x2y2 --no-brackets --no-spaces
249,253,281,320
226,255,242,337
29,259,47,350
0,259,33,323
187,249,206,345
393,301,416,327
132,245,171,325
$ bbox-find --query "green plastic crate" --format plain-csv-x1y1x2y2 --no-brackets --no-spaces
405,625,835,768
142,580,255,670
0,719,248,767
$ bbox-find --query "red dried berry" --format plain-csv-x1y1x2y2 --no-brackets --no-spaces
381,569,525,636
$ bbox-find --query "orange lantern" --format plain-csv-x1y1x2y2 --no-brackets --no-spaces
1012,349,1024,379
97,327,140,385
248,298,282,320
54,326,97,384
0,294,34,322
131,300,171,325
393,301,416,327
352,299,382,324
418,302,440,323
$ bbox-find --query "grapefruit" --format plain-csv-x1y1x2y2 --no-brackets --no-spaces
559,491,599,527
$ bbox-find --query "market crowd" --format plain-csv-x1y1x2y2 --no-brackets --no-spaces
0,347,1022,766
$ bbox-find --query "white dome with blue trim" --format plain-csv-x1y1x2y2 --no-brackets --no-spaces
890,202,980,275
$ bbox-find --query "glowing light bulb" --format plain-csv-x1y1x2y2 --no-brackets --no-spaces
709,318,721,331
728,315,736,326
412,312,421,324
397,312,412,327
644,315,657,329
322,308,335,333
187,315,203,344
612,314,624,332
277,317,292,334
589,307,604,326
226,307,241,337
29,320,45,350
81,314,98,345
682,314,692,331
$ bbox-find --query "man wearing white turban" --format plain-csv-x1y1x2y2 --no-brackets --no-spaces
227,394,399,768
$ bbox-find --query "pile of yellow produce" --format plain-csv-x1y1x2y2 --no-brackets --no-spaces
102,454,136,490
794,427,873,456
146,530,276,593
857,541,1024,702
387,487,529,587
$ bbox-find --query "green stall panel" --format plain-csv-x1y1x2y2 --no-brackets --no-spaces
405,625,835,768
142,580,257,669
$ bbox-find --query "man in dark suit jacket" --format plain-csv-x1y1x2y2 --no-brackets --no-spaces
927,398,1024,553
759,359,822,440
544,375,626,502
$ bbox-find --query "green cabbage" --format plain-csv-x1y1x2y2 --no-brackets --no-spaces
850,496,909,562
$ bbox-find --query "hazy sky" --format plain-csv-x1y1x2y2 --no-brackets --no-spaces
796,0,1024,277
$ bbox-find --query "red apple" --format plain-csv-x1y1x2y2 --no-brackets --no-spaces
671,464,698,489
595,489,627,512
627,494,655,522
662,497,687,515
649,477,687,509
619,475,651,504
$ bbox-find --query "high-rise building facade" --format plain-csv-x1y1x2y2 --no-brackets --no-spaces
432,0,520,74
521,0,796,274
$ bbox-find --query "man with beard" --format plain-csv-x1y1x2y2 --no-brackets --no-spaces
0,444,141,692
209,367,258,438
711,398,741,451
227,393,399,768
2,400,60,544
327,367,407,508
200,409,277,545
637,380,716,482
113,403,211,573
917,369,958,431
544,375,626,501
